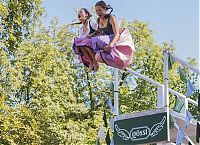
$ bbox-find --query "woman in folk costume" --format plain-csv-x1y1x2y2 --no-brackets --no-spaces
72,8,99,71
91,0,135,70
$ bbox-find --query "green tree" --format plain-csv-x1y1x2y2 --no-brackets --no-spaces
0,0,43,54
0,2,198,144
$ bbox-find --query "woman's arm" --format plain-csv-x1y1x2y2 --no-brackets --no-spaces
86,20,100,38
86,29,101,38
86,32,96,38
103,15,120,51
109,15,120,47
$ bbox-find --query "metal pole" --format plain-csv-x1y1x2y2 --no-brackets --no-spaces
157,85,165,108
114,68,119,116
172,54,200,75
164,52,170,142
164,52,169,107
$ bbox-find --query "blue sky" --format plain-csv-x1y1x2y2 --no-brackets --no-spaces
41,0,199,68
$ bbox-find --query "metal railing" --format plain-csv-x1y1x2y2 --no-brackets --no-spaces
113,52,199,117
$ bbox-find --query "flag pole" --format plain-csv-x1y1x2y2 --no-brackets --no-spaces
114,68,119,116
164,51,170,141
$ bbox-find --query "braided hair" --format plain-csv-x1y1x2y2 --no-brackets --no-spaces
71,8,92,25
95,0,113,19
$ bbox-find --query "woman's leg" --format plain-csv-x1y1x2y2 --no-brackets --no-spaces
85,47,99,71
79,47,93,71
95,53,104,63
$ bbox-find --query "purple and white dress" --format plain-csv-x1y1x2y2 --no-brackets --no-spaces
72,20,98,67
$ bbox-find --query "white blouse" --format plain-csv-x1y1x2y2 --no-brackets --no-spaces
79,20,98,37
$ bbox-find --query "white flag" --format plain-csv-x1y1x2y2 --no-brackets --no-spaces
98,124,105,140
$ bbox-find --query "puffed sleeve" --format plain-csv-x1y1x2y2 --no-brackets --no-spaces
90,20,98,30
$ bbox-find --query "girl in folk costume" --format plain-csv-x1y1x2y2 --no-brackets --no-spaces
72,8,99,71
92,0,135,69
